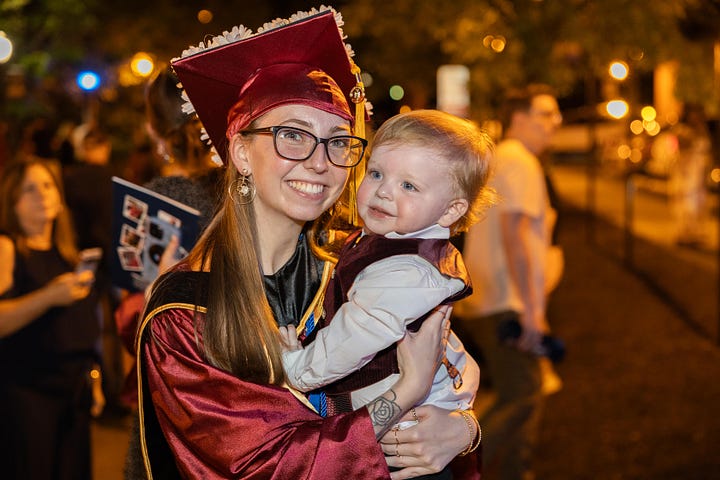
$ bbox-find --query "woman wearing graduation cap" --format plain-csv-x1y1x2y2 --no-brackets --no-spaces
133,7,478,479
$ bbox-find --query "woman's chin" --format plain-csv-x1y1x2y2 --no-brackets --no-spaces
286,198,337,223
288,208,327,224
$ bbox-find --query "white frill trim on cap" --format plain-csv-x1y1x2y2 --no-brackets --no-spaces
172,5,363,166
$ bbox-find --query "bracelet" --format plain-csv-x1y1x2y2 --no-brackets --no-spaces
457,410,482,456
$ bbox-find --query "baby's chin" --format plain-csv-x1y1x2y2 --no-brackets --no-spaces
361,222,393,236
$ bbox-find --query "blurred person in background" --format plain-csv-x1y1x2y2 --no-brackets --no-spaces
0,157,105,480
53,120,80,167
454,84,563,480
141,64,221,223
17,116,56,161
669,103,712,248
113,65,221,408
64,125,114,255
120,137,161,186
62,125,124,413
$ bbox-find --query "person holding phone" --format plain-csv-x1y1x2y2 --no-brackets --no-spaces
0,157,105,480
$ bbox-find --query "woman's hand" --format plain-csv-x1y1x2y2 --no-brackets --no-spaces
381,406,478,479
143,235,180,300
0,270,93,338
46,271,93,306
367,306,450,440
395,305,450,404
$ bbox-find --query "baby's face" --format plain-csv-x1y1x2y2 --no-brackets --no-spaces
357,144,463,236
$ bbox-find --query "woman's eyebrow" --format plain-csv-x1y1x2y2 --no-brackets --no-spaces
278,118,352,134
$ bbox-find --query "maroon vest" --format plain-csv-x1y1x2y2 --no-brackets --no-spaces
306,230,471,409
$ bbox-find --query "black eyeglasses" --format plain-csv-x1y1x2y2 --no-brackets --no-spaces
241,126,367,168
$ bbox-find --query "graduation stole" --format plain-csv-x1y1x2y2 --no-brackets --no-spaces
296,260,335,342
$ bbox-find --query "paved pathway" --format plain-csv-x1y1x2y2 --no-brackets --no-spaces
531,163,720,479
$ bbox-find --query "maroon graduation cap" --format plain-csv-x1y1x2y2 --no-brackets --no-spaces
172,9,365,165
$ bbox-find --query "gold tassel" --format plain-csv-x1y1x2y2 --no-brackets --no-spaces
348,61,366,227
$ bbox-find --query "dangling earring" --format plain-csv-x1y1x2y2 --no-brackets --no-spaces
229,169,255,205
156,141,173,164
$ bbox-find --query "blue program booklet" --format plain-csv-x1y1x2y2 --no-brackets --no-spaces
111,176,201,292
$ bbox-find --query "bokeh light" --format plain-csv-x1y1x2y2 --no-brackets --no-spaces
130,52,154,77
198,9,213,24
606,99,629,119
490,36,506,53
482,35,506,53
0,31,12,63
360,72,373,88
640,106,657,122
77,71,101,91
389,85,405,101
630,119,644,135
644,120,661,136
617,144,632,159
711,168,720,184
609,61,629,81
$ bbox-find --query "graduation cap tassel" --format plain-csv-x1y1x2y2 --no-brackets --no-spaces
348,63,366,227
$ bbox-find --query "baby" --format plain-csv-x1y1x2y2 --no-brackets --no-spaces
281,109,494,418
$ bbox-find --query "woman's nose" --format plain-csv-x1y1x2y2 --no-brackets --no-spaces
303,144,330,173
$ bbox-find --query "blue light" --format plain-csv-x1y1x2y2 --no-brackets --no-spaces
77,71,100,91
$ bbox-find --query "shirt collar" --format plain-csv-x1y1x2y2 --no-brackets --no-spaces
364,223,450,240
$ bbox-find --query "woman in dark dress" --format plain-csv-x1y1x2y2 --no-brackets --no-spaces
0,157,103,480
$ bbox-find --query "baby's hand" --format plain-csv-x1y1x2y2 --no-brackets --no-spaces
279,325,302,352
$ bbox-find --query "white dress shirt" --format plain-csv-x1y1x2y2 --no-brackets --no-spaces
283,224,479,411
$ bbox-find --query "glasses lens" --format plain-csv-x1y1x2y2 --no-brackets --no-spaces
273,127,364,167
327,136,365,167
275,127,316,160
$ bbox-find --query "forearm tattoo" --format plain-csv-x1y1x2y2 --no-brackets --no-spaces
368,389,402,437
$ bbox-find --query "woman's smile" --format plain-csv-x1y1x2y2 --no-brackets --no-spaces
287,180,325,196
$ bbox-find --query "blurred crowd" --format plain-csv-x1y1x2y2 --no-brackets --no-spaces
0,65,221,479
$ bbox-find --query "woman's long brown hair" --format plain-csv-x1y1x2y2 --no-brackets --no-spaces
182,162,287,385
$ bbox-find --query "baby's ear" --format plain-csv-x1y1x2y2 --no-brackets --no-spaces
438,198,469,228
